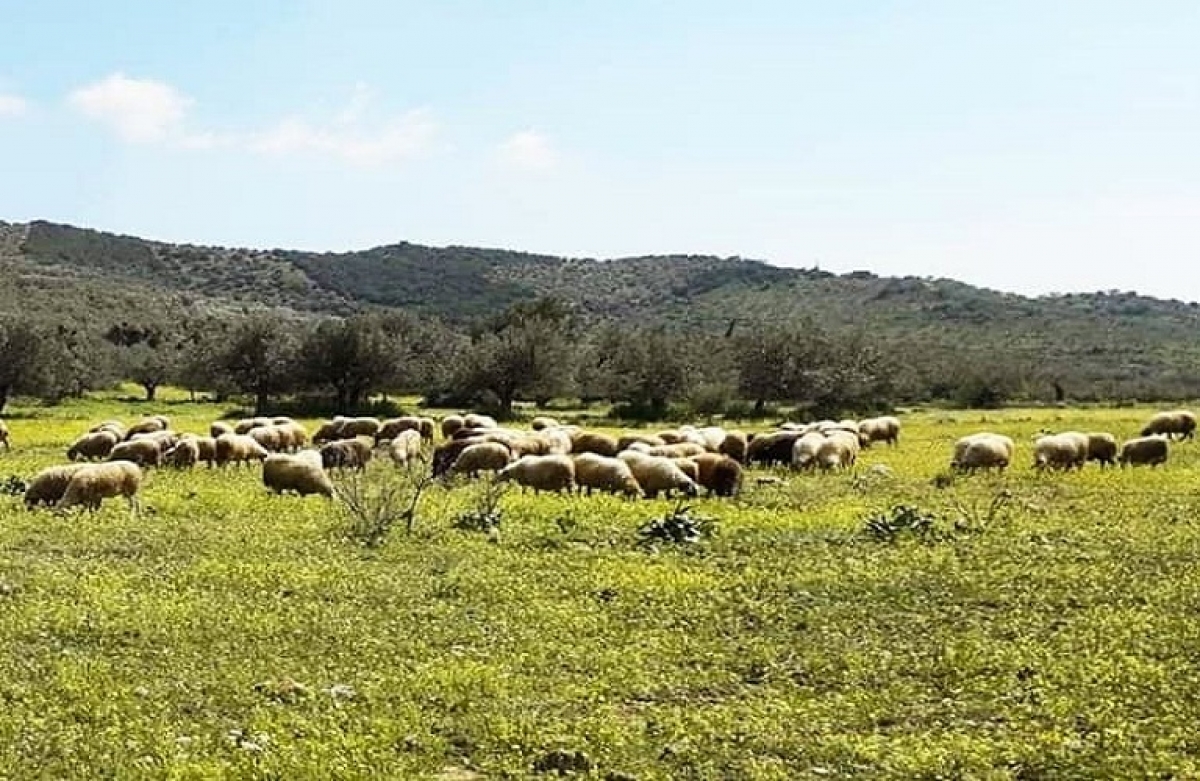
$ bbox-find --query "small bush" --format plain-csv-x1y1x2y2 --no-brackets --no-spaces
638,501,718,547
863,504,939,543
452,477,508,534
333,464,433,547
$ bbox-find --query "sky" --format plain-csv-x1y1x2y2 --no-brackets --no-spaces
1,0,1199,300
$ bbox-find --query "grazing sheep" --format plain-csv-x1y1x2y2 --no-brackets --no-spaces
571,431,621,457
210,421,235,438
450,442,513,477
671,457,700,483
234,417,272,435
1141,410,1197,441
506,435,555,458
791,432,826,471
540,428,574,455
125,416,168,439
691,453,743,497
441,415,466,439
619,452,699,499
1033,432,1088,471
312,420,345,445
571,453,642,497
693,426,728,452
1119,435,1169,468
530,416,560,431
718,431,749,463
432,437,485,477
388,429,424,467
951,433,1015,473
649,442,707,459
319,437,374,471
340,417,382,439
108,439,163,468
275,421,308,452
858,416,901,448
463,413,498,430
163,437,201,469
617,433,666,451
24,464,86,508
496,454,575,493
249,425,286,452
90,419,124,434
57,461,143,512
376,416,423,443
271,416,296,426
215,433,271,468
67,430,119,461
748,430,803,467
1085,432,1118,467
817,431,860,471
656,429,689,445
263,451,333,498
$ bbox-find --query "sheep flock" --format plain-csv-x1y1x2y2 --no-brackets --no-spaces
8,408,1195,513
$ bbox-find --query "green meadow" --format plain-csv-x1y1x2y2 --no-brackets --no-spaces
0,395,1198,779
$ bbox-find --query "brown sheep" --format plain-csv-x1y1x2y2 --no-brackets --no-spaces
571,431,620,457
319,437,374,471
691,453,742,497
450,442,513,477
24,464,86,508
57,461,144,512
108,439,163,468
67,430,119,461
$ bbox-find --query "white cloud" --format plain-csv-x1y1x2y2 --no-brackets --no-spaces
0,93,28,117
251,108,438,166
67,74,438,167
68,73,190,143
496,130,559,172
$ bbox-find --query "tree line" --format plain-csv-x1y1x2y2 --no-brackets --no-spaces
0,298,1117,418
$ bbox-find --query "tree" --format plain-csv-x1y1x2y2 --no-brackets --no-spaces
0,320,46,413
597,326,695,419
301,315,402,409
216,315,301,413
454,300,577,416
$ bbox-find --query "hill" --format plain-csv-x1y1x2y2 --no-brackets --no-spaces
4,219,1200,398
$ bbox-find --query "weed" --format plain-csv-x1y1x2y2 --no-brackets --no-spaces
333,462,434,546
637,500,718,546
863,504,940,542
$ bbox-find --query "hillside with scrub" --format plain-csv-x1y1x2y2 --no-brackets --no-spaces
4,219,1200,406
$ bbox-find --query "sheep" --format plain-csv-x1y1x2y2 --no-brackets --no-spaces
463,413,498,430
275,421,308,452
67,430,119,461
1118,435,1169,468
691,453,743,497
90,419,125,435
656,430,689,445
263,451,334,498
388,429,424,467
271,416,297,426
210,421,235,438
450,442,513,477
215,433,270,468
1033,432,1088,471
1140,410,1197,441
571,453,642,497
376,416,423,443
24,464,87,508
340,417,382,439
747,430,803,467
648,442,707,459
432,437,485,477
1085,432,1118,467
506,435,556,458
951,433,1015,473
571,431,621,457
496,454,575,493
163,437,201,469
858,416,901,448
441,414,466,439
540,428,574,455
530,416,560,431
312,420,345,445
671,457,700,483
694,426,728,452
617,433,666,451
791,432,826,471
108,439,163,468
234,417,272,435
124,416,168,439
718,431,749,463
319,437,374,471
817,431,860,471
249,425,286,452
57,461,143,512
619,452,698,499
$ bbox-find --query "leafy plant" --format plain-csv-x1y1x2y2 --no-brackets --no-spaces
0,476,26,497
863,504,940,543
333,463,434,547
451,476,508,534
637,500,718,547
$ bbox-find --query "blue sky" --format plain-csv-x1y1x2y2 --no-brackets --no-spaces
2,1,1199,300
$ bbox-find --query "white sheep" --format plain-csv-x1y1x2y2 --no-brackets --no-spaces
263,451,333,497
1033,432,1088,471
571,453,642,497
67,430,119,461
496,454,576,493
24,464,87,508
388,429,424,467
618,452,698,499
108,439,163,468
450,442,513,477
215,433,270,468
57,461,144,512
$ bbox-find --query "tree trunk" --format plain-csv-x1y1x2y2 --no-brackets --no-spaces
144,383,158,402
753,398,765,414
255,390,269,415
0,385,8,414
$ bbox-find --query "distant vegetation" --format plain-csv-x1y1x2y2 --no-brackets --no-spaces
2,218,1200,413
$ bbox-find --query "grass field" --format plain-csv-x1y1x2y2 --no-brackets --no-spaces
1,397,1199,779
